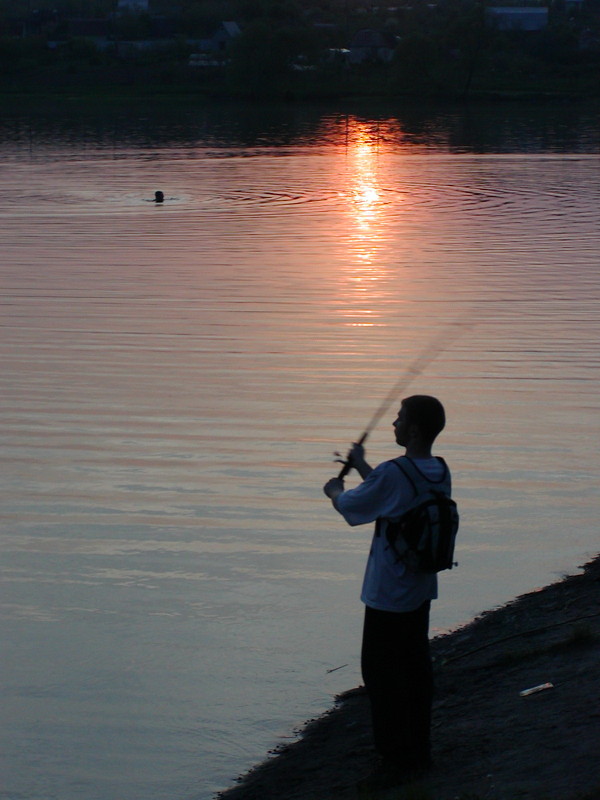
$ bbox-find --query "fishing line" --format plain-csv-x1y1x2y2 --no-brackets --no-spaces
336,319,472,479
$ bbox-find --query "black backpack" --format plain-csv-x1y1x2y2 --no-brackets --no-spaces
385,457,459,574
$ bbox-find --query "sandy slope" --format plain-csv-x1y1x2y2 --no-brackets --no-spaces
218,555,600,800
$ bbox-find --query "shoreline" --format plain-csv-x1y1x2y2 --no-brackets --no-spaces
1,72,600,106
1,88,598,105
217,554,600,799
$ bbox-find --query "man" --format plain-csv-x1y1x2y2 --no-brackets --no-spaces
323,395,450,789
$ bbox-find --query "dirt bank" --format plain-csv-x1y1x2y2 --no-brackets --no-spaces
218,554,600,800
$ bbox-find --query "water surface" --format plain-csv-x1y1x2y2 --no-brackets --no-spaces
1,101,599,800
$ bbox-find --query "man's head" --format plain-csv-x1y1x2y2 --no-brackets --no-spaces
394,395,446,448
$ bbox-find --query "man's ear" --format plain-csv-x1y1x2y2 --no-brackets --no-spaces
407,424,420,441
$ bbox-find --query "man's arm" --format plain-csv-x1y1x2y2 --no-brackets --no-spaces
323,476,345,510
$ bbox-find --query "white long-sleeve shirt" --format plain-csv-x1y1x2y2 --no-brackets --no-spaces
336,456,450,612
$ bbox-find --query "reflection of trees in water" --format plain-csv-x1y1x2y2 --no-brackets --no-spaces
1,99,599,154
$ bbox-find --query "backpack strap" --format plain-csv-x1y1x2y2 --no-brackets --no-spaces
391,458,418,496
375,459,415,538
376,457,448,538
391,456,449,496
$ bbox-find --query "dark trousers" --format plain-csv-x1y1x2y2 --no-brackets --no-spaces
361,602,433,768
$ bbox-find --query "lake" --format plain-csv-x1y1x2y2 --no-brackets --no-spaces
1,98,599,800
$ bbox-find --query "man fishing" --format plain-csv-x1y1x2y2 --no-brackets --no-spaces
323,395,451,791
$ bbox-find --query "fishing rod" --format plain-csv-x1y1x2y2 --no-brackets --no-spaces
335,320,470,479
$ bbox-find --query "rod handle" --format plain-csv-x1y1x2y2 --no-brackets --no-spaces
336,432,368,479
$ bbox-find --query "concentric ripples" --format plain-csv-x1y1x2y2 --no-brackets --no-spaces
2,153,599,227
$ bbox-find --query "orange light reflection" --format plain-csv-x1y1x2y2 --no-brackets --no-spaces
337,119,400,324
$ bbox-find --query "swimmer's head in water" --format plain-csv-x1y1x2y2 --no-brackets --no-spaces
154,191,164,203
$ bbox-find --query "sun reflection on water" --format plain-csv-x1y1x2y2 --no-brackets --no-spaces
335,118,401,325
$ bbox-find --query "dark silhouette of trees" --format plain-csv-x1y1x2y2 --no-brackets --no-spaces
0,0,599,98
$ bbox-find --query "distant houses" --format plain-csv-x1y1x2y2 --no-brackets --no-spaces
68,18,112,41
4,2,571,72
348,29,398,64
202,21,242,53
189,21,242,66
64,14,176,52
117,0,150,11
486,6,549,31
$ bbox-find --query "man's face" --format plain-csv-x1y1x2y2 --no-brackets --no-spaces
393,406,409,446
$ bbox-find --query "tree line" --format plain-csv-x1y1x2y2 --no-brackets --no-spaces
1,0,599,99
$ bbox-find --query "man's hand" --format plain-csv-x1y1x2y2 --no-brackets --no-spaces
323,477,345,500
346,442,373,479
347,442,365,467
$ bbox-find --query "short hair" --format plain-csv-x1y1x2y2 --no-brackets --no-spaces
401,395,445,444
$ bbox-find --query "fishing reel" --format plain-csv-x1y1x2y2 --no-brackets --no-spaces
333,433,367,479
